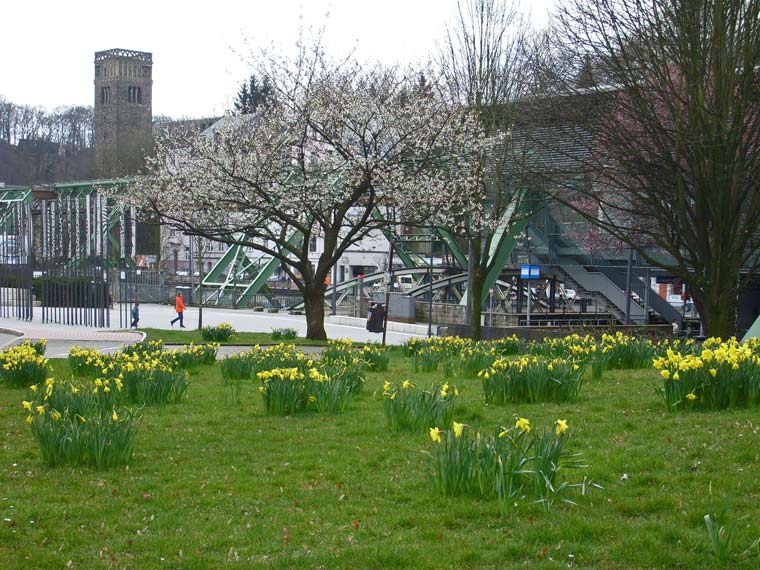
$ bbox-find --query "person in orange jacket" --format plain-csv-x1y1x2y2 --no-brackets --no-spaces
170,292,187,328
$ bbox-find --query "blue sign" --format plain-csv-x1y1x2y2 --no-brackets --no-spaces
520,264,541,279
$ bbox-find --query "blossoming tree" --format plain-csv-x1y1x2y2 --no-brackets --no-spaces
125,42,482,339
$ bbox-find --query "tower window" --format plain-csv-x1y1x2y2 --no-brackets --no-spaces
128,86,144,104
100,86,111,104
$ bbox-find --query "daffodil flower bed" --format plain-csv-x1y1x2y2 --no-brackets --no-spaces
23,378,141,468
18,338,47,356
120,339,164,356
427,418,589,514
257,365,358,415
0,343,51,387
654,338,760,410
479,356,583,404
168,343,219,368
202,323,235,342
381,380,458,432
69,346,189,406
590,332,655,378
357,344,390,371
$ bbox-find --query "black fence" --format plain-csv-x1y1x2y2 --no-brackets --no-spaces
0,263,33,321
37,257,110,327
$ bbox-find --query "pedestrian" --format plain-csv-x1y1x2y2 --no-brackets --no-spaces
171,292,187,328
672,320,679,336
131,302,140,328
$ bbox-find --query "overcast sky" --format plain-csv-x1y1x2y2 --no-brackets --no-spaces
2,0,555,119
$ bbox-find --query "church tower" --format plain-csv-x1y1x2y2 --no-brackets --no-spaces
93,49,153,177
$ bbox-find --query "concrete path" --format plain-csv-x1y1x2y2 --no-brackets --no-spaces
0,303,425,353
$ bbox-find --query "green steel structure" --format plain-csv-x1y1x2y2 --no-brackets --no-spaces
0,178,138,267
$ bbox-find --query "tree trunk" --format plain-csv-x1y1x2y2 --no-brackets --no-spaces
303,285,328,340
693,285,738,339
468,236,484,341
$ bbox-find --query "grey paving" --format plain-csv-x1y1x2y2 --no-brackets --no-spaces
0,303,424,355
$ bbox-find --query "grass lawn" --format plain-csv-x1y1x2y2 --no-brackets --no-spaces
139,328,330,347
1,351,759,568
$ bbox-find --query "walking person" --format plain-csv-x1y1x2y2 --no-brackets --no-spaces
171,292,187,328
131,302,140,328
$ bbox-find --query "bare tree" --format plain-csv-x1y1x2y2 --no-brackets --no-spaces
437,0,533,339
535,0,760,337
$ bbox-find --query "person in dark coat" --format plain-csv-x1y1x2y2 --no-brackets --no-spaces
131,303,140,328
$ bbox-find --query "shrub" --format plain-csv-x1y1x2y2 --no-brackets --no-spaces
271,327,298,341
202,323,235,342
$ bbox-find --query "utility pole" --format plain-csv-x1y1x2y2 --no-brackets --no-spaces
624,248,633,325
382,236,394,346
428,236,434,337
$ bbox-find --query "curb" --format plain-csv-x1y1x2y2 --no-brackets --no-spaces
0,327,25,349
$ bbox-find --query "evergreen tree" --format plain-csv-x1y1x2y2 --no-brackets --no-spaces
233,74,274,115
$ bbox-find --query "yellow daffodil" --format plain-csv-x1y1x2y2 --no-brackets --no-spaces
25,415,33,424
673,372,680,380
402,380,413,390
555,419,568,435
51,410,62,421
22,400,32,411
429,427,442,443
661,369,670,379
685,393,697,401
709,368,717,377
452,422,465,438
515,417,531,433
36,405,45,415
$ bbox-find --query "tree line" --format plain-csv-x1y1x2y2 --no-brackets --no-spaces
0,98,93,152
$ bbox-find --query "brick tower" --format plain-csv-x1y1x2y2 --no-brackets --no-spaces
93,49,153,177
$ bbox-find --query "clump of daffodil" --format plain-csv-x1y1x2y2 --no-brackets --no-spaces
382,381,458,433
21,375,142,468
427,417,586,515
654,337,760,411
479,356,583,405
0,343,51,388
